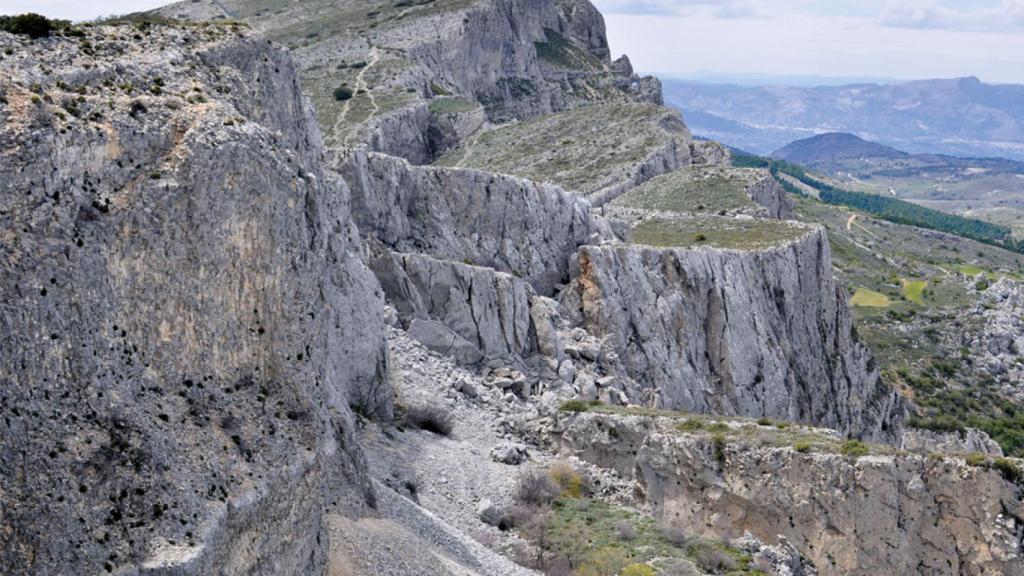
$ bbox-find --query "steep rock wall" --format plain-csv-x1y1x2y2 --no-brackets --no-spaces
0,26,388,575
370,249,539,364
641,433,1024,576
558,413,1024,576
562,229,903,440
341,150,615,295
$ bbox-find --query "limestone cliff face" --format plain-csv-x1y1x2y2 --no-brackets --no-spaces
0,26,388,575
157,0,662,162
341,150,616,295
370,249,541,365
562,229,903,440
559,413,1024,576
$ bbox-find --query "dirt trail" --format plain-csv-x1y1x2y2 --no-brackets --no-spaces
332,46,381,143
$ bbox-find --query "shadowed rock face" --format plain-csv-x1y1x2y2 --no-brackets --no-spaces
563,229,903,441
0,26,388,575
559,413,1024,576
343,150,616,296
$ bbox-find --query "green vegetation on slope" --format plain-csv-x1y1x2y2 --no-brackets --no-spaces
791,194,1024,456
631,217,811,251
902,280,927,305
850,288,891,308
427,96,478,115
512,461,766,575
772,159,1021,252
436,103,688,196
611,166,761,215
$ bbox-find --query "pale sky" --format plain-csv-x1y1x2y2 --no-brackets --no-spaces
2,0,1021,84
593,0,1024,83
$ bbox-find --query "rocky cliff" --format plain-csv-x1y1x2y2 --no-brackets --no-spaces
558,412,1024,576
156,0,662,163
7,1,1011,574
560,228,903,440
0,24,388,575
342,150,616,295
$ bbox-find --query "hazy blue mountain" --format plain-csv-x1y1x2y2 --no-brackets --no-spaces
665,76,1024,161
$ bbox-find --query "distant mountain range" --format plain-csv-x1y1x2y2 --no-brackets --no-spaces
768,132,1024,234
664,76,1024,161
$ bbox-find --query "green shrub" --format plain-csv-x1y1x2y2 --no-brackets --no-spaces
965,452,988,467
706,422,729,433
577,546,630,576
549,461,588,499
839,440,870,459
686,540,737,573
757,416,773,426
993,458,1023,483
515,468,561,507
676,419,704,432
332,85,354,101
621,563,656,576
793,441,812,453
559,399,590,413
711,433,727,464
0,13,59,39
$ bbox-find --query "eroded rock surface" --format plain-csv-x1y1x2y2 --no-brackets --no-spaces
0,25,388,575
558,412,1024,576
562,230,903,440
343,150,616,295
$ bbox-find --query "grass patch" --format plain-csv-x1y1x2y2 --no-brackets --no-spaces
631,217,811,251
901,280,927,305
435,103,687,196
612,166,762,215
534,27,603,71
427,96,477,115
850,288,891,308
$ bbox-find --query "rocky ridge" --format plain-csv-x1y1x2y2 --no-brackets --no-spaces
4,1,1021,575
557,411,1024,576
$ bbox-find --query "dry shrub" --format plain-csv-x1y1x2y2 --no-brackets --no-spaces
403,403,454,436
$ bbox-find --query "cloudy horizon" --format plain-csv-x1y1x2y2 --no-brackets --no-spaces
594,0,1024,84
2,0,1021,84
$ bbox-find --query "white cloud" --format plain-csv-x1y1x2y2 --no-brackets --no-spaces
0,0,168,22
602,12,1024,84
879,0,1024,31
593,0,772,18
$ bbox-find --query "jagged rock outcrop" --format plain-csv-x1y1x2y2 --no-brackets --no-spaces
370,249,541,365
157,0,662,162
901,427,1004,457
965,277,1024,394
558,412,1024,576
0,25,389,575
746,174,793,219
561,228,903,440
342,150,616,295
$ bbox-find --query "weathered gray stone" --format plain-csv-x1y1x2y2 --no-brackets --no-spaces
0,26,389,575
490,443,529,465
563,229,903,441
560,413,1024,576
475,498,504,527
344,151,616,295
406,319,485,365
370,249,541,364
901,427,1004,457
